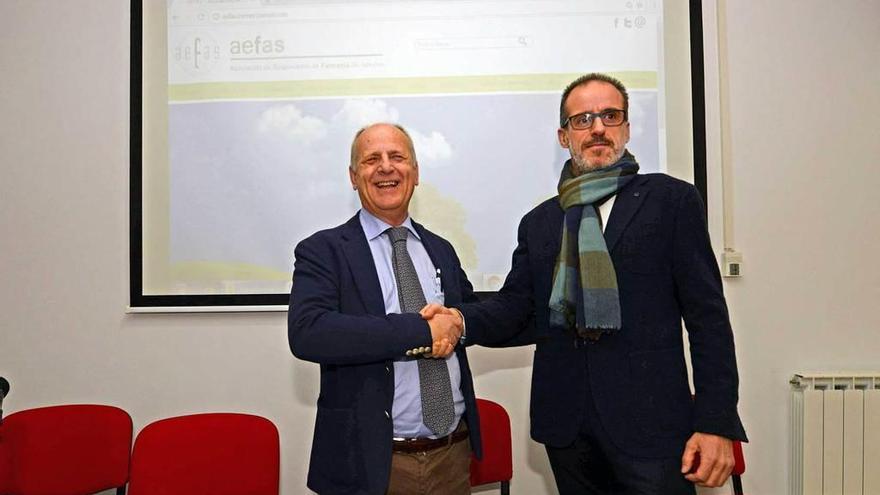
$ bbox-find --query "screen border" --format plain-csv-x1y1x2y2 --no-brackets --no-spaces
129,0,709,310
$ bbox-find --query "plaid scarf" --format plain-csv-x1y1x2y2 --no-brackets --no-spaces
548,152,639,339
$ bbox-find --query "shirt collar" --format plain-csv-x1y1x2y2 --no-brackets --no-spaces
358,209,421,242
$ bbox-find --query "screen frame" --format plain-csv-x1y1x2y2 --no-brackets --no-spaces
129,0,710,311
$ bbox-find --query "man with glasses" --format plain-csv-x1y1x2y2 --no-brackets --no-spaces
424,73,746,493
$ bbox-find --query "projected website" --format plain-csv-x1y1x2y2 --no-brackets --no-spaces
151,0,663,296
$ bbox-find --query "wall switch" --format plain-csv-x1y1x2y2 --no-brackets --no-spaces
722,250,743,277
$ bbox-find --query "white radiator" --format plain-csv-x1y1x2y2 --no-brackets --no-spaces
791,373,880,495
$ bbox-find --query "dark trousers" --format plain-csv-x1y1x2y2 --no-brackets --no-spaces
545,353,696,495
545,432,695,495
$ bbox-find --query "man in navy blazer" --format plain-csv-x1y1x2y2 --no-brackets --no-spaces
426,74,747,494
288,123,481,495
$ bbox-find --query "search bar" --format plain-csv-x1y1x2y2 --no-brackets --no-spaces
414,36,530,50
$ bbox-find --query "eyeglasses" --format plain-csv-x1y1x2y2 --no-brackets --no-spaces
562,109,627,130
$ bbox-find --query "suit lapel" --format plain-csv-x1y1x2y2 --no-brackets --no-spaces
604,175,649,252
340,214,386,316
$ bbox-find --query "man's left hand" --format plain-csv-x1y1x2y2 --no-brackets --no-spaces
680,432,734,487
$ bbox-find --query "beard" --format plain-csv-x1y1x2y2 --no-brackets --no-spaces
570,144,624,176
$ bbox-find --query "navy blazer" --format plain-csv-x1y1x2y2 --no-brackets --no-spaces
288,213,482,495
460,173,746,458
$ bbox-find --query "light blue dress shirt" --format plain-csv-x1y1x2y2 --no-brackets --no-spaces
359,209,465,439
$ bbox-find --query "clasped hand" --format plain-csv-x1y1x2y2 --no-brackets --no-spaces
419,303,463,359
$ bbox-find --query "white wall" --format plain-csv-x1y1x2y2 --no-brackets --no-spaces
716,1,880,493
1,1,879,494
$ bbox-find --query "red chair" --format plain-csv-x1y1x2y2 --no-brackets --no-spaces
128,413,279,495
470,399,512,495
0,404,132,495
731,440,745,495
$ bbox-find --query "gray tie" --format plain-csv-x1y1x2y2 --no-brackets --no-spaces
387,226,455,436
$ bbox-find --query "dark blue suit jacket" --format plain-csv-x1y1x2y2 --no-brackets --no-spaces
460,173,746,458
288,213,482,495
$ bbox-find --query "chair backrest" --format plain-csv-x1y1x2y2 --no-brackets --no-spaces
469,398,513,487
128,412,279,495
732,439,745,476
0,404,132,495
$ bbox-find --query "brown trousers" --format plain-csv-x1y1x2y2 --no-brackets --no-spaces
386,436,471,495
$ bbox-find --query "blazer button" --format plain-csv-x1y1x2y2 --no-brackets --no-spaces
384,410,390,419
406,350,413,356
385,365,391,373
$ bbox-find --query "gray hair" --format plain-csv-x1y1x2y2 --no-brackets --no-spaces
559,73,629,127
349,123,418,171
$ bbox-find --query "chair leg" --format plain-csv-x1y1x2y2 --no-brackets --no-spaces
731,474,743,495
501,480,510,495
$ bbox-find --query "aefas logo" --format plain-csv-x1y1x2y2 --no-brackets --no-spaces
230,36,285,55
173,33,222,75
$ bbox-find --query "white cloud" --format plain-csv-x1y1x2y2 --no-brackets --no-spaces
333,99,400,128
258,104,327,143
331,98,453,166
411,130,452,164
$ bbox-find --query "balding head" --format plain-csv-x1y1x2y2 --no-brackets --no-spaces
349,123,418,172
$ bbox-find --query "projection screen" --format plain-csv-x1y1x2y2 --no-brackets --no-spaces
131,0,705,310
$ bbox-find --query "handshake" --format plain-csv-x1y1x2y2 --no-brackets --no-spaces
418,304,463,359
